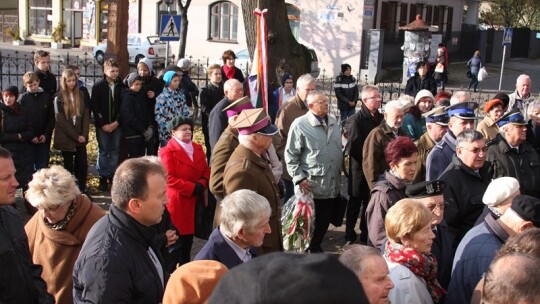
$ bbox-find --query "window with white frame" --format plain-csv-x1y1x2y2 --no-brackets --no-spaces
209,1,238,42
29,0,53,36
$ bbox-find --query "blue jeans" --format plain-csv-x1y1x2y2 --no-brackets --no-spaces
96,127,122,178
31,141,51,171
340,108,356,123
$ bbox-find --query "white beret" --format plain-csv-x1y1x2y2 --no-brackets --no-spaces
482,177,520,207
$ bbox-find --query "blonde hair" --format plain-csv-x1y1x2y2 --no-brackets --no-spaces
207,64,221,76
23,71,40,84
59,69,82,118
385,199,432,244
25,165,80,208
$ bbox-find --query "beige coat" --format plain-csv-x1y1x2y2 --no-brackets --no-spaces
25,195,105,304
476,116,499,143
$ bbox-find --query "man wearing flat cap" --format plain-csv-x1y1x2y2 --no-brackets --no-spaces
447,195,540,304
285,90,343,253
477,177,520,225
486,110,540,198
414,106,449,183
406,180,452,289
223,108,282,253
426,101,478,180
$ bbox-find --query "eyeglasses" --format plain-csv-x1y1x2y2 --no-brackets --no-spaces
461,146,487,154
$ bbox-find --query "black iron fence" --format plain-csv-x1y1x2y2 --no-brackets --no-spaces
1,50,497,118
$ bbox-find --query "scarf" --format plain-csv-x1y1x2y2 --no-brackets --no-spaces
222,65,236,80
176,137,194,161
384,240,446,303
43,200,78,231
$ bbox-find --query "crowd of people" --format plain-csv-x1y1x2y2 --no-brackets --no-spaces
1,47,540,304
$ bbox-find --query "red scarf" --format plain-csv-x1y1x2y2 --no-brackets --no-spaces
384,240,446,303
222,65,236,80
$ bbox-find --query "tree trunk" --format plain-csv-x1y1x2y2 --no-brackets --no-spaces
177,0,192,59
105,0,130,78
241,0,311,91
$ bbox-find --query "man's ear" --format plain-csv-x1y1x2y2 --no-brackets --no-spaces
518,221,534,234
126,198,141,216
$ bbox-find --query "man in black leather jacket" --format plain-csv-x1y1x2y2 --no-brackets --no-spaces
0,147,54,303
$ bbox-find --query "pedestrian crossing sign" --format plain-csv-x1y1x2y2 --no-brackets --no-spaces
160,15,181,41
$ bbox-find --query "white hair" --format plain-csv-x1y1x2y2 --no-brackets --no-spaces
450,91,470,105
516,74,531,85
26,165,80,208
220,189,272,238
361,85,379,100
296,73,316,90
238,134,255,150
384,99,404,113
224,79,242,92
306,90,327,105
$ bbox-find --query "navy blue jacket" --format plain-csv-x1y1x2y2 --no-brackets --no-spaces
208,97,232,151
18,89,54,140
431,220,453,290
439,155,491,250
120,88,151,138
446,213,508,304
73,205,167,303
194,227,256,269
426,131,457,181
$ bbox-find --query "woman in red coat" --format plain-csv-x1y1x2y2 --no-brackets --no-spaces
159,116,210,272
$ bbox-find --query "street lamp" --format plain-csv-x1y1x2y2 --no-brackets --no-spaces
164,0,175,66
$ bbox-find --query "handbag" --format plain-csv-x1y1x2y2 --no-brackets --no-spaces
434,63,445,73
478,67,488,81
466,70,472,78
194,191,215,240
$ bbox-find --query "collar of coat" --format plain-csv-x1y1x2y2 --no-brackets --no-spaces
450,154,489,179
109,204,159,250
292,94,308,111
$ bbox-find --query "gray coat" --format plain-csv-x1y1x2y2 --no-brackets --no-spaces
285,111,342,199
467,55,482,75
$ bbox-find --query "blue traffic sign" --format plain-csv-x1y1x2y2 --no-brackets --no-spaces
160,15,181,41
503,28,513,46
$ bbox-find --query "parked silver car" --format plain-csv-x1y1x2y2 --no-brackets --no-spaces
92,34,166,65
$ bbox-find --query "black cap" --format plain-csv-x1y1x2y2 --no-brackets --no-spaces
341,63,351,73
3,86,19,99
511,195,540,227
493,92,510,109
167,116,194,133
406,180,446,198
209,252,368,304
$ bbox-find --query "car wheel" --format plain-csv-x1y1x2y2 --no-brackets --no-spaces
95,51,104,65
135,55,145,64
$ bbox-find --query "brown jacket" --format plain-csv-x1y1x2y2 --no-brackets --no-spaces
25,194,105,304
365,171,407,248
223,144,283,254
209,125,239,198
476,116,499,143
53,92,90,152
414,132,436,183
362,120,405,189
275,94,308,181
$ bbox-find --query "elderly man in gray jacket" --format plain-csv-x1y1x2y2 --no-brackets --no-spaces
285,90,343,253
